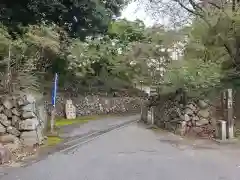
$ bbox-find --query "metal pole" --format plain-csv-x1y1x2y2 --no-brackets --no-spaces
50,73,58,133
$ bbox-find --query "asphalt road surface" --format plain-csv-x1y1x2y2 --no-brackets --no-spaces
2,123,240,180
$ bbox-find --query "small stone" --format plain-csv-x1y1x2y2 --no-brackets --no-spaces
188,121,193,127
7,126,21,137
196,118,209,126
0,114,11,127
198,100,208,109
17,97,24,106
184,108,194,116
3,109,12,118
192,115,200,122
12,116,20,127
0,124,6,134
175,107,182,117
12,108,20,116
18,118,39,130
180,115,185,121
2,99,13,109
0,143,11,164
198,109,210,118
22,111,36,119
186,103,196,111
184,114,191,121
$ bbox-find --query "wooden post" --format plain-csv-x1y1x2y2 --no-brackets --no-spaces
227,89,234,139
50,107,56,133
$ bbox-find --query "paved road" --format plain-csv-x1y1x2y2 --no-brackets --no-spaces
2,123,240,180
61,114,140,138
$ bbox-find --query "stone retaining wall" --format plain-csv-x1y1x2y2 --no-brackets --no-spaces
146,92,217,138
45,96,141,117
0,94,46,151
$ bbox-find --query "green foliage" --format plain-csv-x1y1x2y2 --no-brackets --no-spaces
159,4,240,95
0,0,124,39
162,59,222,95
108,19,146,42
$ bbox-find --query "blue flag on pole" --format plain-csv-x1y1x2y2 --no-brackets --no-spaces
51,73,58,107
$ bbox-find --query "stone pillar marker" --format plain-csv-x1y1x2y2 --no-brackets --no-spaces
65,99,76,119
227,89,234,139
150,107,155,125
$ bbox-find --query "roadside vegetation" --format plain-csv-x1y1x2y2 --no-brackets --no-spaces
1,0,240,117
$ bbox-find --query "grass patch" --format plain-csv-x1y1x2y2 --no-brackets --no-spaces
46,136,63,146
55,115,107,127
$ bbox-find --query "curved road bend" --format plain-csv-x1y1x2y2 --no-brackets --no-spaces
1,123,240,180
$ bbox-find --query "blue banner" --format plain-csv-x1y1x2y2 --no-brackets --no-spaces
51,73,58,107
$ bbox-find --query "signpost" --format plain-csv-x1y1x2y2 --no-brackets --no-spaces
50,73,58,133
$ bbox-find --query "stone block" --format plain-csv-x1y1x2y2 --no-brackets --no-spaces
23,94,35,105
0,106,4,113
196,118,209,126
18,118,39,130
36,127,44,144
7,126,21,137
0,114,11,127
0,124,6,134
198,100,208,109
0,134,15,143
11,97,18,108
12,116,20,127
21,128,43,146
184,108,194,116
184,114,191,121
3,109,12,118
12,108,21,116
36,105,48,132
22,111,36,119
4,139,21,152
192,115,200,122
21,104,35,112
198,109,210,118
2,99,13,109
17,97,24,106
186,103,197,112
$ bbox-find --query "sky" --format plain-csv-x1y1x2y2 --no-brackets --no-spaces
120,1,184,61
121,1,190,28
120,1,156,27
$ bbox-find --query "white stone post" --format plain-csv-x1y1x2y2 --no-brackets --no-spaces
151,107,155,125
227,89,234,139
218,120,227,141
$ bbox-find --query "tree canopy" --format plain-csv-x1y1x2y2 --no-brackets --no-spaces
0,0,124,39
